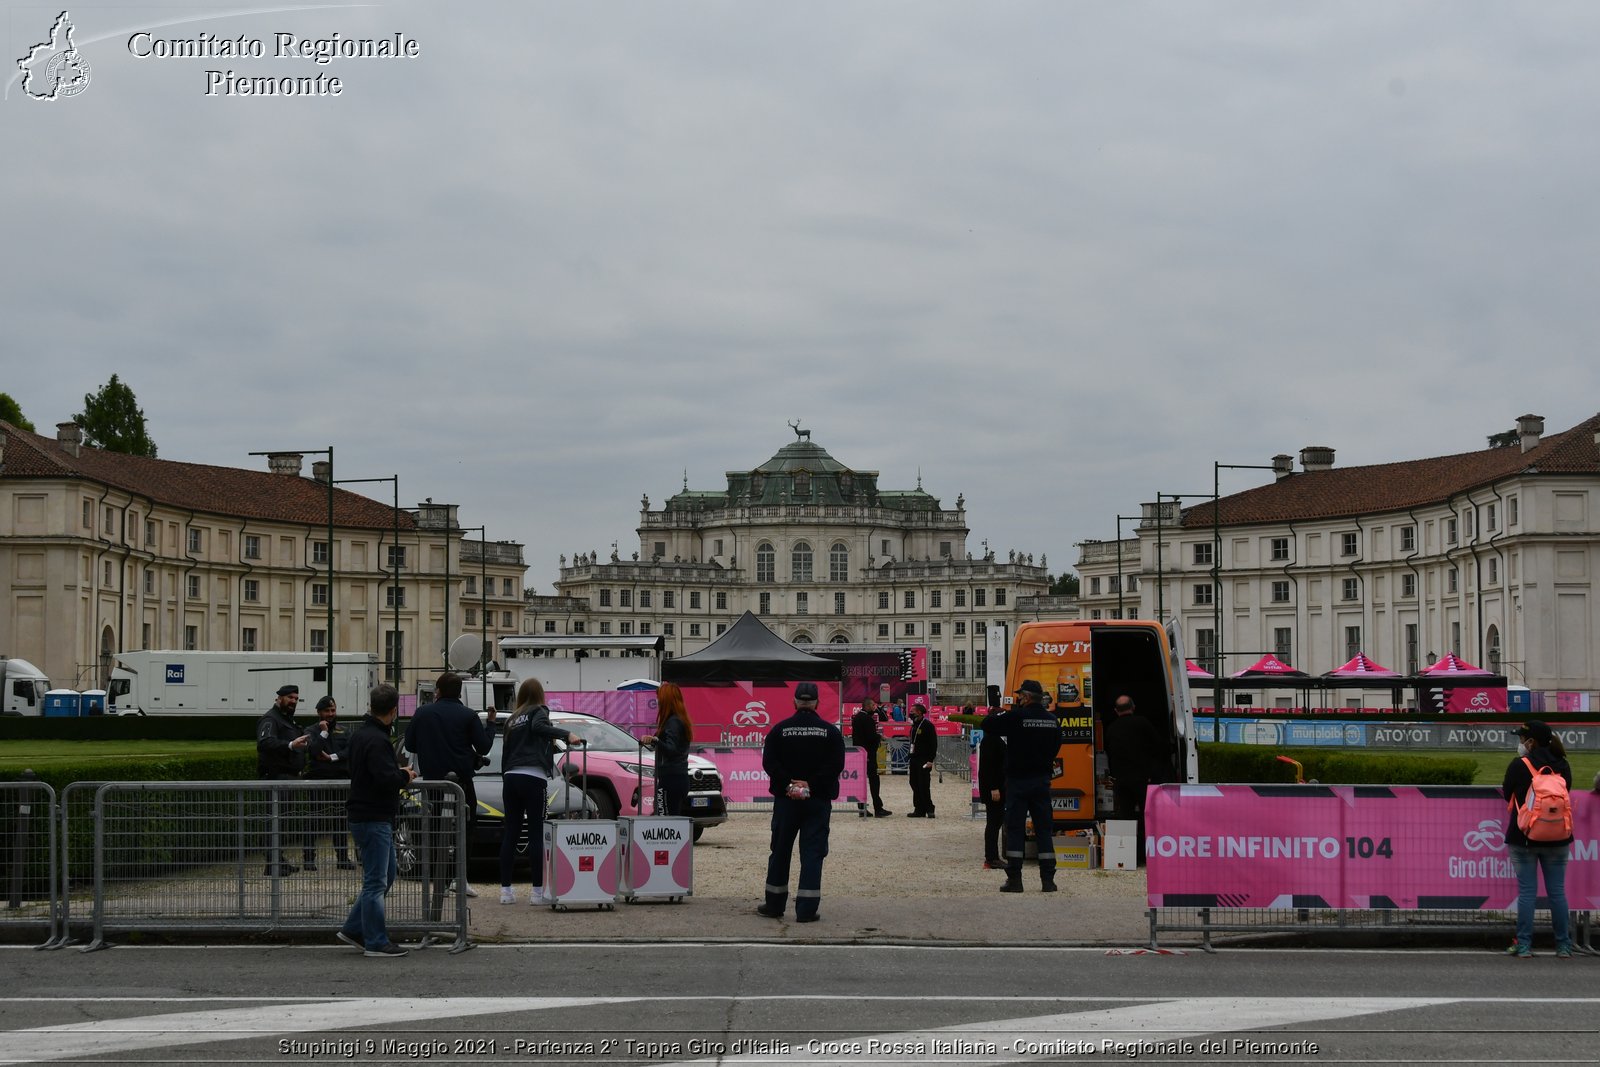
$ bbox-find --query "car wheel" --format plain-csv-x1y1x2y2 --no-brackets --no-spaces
585,787,618,821
394,820,419,877
692,825,704,843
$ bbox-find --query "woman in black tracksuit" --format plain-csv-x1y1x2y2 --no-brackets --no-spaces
497,677,582,906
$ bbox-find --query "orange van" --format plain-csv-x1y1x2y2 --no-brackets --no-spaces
1001,619,1197,830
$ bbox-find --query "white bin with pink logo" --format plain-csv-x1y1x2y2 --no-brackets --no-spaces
617,816,694,903
542,819,619,910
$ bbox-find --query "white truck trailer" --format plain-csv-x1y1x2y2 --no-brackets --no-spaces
0,656,51,715
108,651,381,715
498,634,664,693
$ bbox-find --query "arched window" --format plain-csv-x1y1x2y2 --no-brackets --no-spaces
1487,625,1502,675
791,541,813,583
829,542,849,582
756,542,775,583
830,632,850,644
792,632,813,644
99,625,115,689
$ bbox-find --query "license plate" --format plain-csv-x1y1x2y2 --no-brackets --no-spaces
690,797,710,808
1051,797,1080,811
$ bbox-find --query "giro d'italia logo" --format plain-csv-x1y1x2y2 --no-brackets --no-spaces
17,11,92,101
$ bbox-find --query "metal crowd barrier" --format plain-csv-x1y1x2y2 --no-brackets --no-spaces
19,780,472,953
1147,904,1597,954
1,777,58,947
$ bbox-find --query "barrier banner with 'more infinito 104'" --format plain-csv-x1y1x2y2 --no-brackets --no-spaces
1146,784,1599,910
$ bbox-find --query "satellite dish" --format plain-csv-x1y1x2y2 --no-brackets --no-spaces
447,633,481,673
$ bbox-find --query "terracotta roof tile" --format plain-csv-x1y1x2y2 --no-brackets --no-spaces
1,422,416,531
1183,413,1600,529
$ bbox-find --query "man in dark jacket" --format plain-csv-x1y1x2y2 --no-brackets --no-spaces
405,672,497,898
756,682,845,923
337,684,416,957
977,704,1007,869
1103,694,1163,866
256,684,311,877
1501,720,1574,957
303,695,355,871
906,704,938,818
984,679,1064,893
849,696,891,816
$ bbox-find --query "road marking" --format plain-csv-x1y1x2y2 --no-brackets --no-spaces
1,997,628,1064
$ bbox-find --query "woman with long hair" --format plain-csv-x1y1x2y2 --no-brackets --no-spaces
642,682,693,816
497,677,583,906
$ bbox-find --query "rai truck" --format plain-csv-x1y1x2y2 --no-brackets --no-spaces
108,650,381,716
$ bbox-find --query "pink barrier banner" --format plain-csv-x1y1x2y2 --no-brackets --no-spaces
696,746,869,805
1147,784,1600,910
678,682,842,745
544,691,659,734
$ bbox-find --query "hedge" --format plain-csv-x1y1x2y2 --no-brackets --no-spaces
0,715,258,742
1198,743,1476,785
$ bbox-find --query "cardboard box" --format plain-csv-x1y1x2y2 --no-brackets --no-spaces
1102,819,1138,871
1053,831,1098,870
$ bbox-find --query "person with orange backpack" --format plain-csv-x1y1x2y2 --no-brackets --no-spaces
1500,720,1574,958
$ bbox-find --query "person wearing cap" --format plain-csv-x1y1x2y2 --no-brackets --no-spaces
756,681,845,923
1501,720,1574,958
906,703,938,818
849,696,891,817
303,695,356,872
983,679,1065,893
257,684,312,877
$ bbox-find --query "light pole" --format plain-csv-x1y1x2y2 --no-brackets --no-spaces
333,475,402,684
1115,514,1140,617
1154,492,1211,624
455,524,491,711
1212,462,1277,676
251,446,333,683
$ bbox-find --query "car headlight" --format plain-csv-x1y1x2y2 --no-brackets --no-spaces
617,761,649,776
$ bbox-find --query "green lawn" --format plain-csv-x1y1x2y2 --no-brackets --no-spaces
1407,748,1600,790
0,740,253,771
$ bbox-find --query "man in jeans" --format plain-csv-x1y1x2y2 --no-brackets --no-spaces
338,684,417,958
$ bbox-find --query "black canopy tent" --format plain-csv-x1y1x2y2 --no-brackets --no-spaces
662,611,844,684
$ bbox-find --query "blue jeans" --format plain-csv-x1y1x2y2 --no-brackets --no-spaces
342,821,398,950
1004,774,1055,876
1509,842,1570,949
764,796,831,919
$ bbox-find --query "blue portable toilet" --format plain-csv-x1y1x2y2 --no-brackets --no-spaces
81,689,108,716
43,689,81,717
1507,685,1532,713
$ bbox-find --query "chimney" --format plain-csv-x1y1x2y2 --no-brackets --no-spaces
1300,445,1335,472
1272,453,1295,481
311,460,332,484
267,452,303,476
56,421,83,458
1516,413,1544,454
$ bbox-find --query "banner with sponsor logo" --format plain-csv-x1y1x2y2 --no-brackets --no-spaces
1147,784,1600,910
695,746,869,805
1192,719,1600,751
674,682,841,745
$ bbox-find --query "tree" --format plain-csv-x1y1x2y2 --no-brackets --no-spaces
75,375,157,457
1049,572,1080,596
0,392,33,431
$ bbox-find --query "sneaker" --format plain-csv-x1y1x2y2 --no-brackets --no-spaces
1505,943,1532,958
336,859,357,871
1557,945,1574,959
530,887,547,906
755,903,784,919
449,882,479,898
302,861,319,873
335,931,363,949
499,887,516,905
364,943,408,958
262,862,298,877
906,812,926,818
874,809,893,818
982,861,1000,870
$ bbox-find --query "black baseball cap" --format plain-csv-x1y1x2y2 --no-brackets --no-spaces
1015,680,1045,696
1519,720,1554,745
795,682,819,702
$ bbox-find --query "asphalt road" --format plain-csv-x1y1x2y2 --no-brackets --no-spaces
2,942,1594,1065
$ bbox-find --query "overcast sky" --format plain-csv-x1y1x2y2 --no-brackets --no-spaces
6,1,1599,590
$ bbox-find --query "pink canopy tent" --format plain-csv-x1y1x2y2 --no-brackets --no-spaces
1422,653,1494,675
1324,653,1401,679
1185,659,1214,679
1231,654,1308,678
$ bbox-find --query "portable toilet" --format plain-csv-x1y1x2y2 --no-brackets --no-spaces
1507,685,1532,713
81,689,108,716
43,689,81,717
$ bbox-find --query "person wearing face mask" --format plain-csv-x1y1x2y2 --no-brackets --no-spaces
303,695,356,872
1501,720,1574,958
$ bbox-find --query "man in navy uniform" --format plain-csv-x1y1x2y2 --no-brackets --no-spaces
906,703,938,818
256,684,311,876
849,695,891,817
757,682,845,923
984,679,1064,893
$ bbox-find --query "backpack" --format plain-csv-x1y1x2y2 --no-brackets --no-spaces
1512,756,1572,842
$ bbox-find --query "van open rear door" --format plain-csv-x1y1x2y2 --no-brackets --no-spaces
1164,619,1199,784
